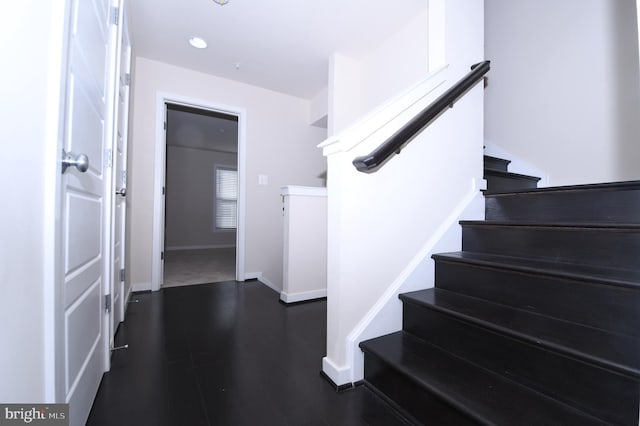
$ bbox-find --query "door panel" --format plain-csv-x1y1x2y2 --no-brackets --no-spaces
66,192,101,272
67,74,104,173
60,0,117,422
64,259,101,308
65,279,102,393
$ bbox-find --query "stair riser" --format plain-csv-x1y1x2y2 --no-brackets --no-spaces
484,156,510,173
485,174,539,192
403,303,639,425
434,260,640,337
486,189,640,223
363,354,478,426
462,225,640,270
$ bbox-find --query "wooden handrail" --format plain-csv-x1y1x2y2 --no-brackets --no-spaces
352,61,490,173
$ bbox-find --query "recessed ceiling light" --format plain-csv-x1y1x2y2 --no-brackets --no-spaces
188,37,207,49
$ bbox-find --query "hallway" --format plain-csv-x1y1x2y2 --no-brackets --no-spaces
87,281,406,425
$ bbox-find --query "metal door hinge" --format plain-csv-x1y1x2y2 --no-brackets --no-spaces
161,251,164,260
125,73,131,86
106,148,113,168
119,268,125,282
111,7,120,25
105,294,112,313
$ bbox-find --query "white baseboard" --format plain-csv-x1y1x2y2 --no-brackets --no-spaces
131,282,152,292
244,272,280,293
280,288,327,304
165,244,236,251
244,272,261,281
322,357,352,386
124,286,133,306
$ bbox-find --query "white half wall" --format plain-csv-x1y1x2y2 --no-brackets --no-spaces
485,0,640,186
280,186,327,304
128,58,327,291
321,0,485,386
347,192,485,383
322,77,485,384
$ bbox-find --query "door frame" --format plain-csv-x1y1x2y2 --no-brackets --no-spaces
151,93,246,291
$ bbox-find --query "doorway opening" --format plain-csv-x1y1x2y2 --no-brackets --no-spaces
162,103,240,287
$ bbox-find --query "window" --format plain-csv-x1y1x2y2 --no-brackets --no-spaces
215,166,238,230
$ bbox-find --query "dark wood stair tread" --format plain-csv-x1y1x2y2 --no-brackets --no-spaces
483,169,541,182
400,288,640,378
483,155,511,173
360,331,607,425
432,251,640,289
460,220,640,230
484,179,640,197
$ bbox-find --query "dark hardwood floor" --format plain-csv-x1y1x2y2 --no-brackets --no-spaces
87,280,407,426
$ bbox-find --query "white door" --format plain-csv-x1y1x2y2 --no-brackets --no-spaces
110,3,131,343
59,0,119,423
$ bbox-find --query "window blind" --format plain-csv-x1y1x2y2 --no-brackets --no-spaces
215,167,238,229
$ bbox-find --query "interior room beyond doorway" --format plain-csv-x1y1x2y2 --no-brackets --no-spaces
163,103,239,287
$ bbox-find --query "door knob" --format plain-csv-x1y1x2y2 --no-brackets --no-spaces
61,149,89,174
116,188,127,197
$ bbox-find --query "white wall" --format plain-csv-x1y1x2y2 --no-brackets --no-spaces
309,86,328,128
328,53,364,136
485,0,640,186
165,146,237,249
328,8,429,136
128,57,326,291
0,0,66,402
322,0,485,385
361,10,430,110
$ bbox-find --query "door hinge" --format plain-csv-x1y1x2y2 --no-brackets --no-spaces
119,268,125,282
111,6,120,25
163,121,167,130
162,186,165,195
125,73,131,86
105,294,112,313
161,251,164,260
106,148,113,168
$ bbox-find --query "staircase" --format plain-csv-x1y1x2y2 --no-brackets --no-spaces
360,155,640,425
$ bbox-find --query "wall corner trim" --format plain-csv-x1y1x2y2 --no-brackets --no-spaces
131,282,153,293
322,356,353,387
280,289,327,304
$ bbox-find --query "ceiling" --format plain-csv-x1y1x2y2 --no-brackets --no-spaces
128,0,428,100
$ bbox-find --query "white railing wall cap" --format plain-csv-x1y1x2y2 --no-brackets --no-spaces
280,185,327,197
318,64,450,156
